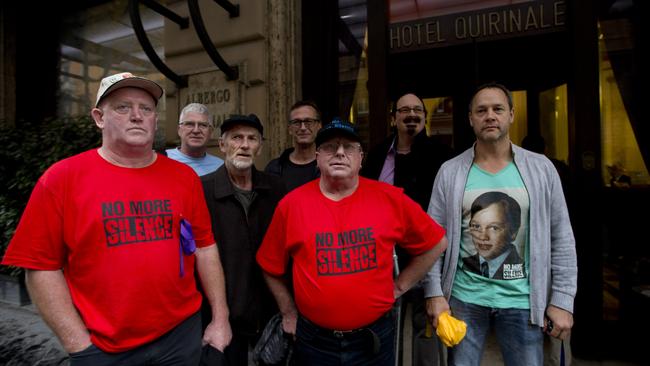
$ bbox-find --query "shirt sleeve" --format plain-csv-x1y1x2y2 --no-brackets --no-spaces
2,177,66,270
548,162,577,311
397,191,445,256
256,201,289,276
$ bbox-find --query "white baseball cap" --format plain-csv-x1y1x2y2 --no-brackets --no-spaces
95,72,164,107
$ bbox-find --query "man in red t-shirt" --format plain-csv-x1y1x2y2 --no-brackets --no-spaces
1,73,231,365
256,119,448,365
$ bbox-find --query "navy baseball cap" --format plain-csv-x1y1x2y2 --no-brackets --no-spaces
315,118,361,147
220,114,264,136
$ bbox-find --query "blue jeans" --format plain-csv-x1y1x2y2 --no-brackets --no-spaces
294,312,395,366
448,296,543,366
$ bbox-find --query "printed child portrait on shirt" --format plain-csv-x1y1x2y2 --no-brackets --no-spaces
460,191,527,280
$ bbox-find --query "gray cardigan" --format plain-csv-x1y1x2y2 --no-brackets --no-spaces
422,143,577,326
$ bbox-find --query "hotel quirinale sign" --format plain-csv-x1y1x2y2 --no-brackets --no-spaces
389,0,566,53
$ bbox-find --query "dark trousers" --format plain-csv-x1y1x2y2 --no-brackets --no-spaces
199,297,263,366
69,311,202,366
293,312,395,366
199,333,257,366
397,288,441,366
223,332,258,365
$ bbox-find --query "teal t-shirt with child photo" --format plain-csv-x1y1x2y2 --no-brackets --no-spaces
451,161,531,309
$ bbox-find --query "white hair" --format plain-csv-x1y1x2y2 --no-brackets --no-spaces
179,103,211,124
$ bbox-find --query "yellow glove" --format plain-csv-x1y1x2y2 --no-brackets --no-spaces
436,311,467,347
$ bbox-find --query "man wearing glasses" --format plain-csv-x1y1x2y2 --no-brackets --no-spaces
167,103,224,176
257,119,448,365
265,100,321,191
362,93,452,366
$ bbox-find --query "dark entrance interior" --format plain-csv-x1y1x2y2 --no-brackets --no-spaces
388,31,569,151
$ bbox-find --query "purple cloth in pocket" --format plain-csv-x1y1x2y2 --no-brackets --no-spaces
179,218,196,277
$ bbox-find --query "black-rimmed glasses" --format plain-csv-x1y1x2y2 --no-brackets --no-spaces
289,118,320,128
396,106,425,114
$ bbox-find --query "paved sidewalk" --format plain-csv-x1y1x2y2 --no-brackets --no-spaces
480,330,644,366
1,299,645,366
0,301,68,366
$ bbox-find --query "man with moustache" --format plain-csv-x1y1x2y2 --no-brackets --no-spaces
265,100,322,191
425,83,576,366
362,93,452,366
201,114,286,365
257,119,448,365
167,103,223,176
362,93,451,209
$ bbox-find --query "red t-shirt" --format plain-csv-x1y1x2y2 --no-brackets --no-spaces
2,150,214,352
256,177,445,330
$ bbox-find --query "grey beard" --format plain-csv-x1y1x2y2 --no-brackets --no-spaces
230,159,253,170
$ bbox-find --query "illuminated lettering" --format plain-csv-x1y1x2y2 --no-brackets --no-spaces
389,0,565,52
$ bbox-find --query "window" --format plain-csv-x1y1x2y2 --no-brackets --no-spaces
58,1,166,125
599,19,649,186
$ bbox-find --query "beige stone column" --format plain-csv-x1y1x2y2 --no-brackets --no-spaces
266,0,299,159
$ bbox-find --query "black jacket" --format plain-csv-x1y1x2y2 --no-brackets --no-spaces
361,129,452,210
201,165,287,335
265,148,320,191
265,148,294,176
